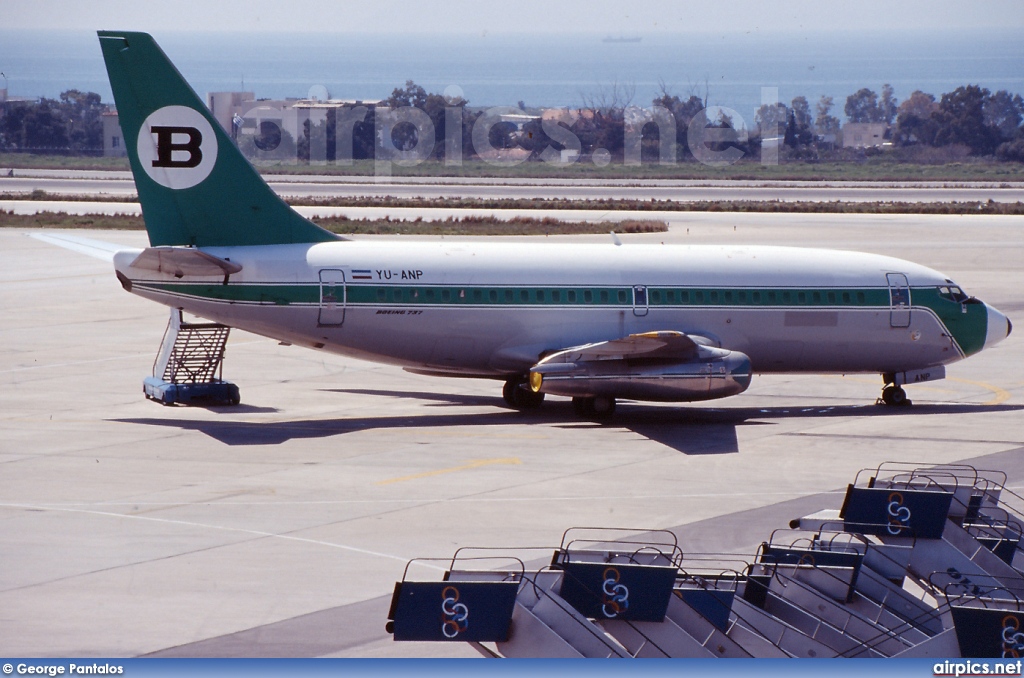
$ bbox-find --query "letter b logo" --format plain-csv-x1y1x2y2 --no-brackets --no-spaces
151,126,203,168
138,106,217,189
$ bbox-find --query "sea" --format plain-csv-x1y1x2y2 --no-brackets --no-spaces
1,28,1022,127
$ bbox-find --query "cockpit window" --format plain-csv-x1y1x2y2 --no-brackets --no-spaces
938,285,969,303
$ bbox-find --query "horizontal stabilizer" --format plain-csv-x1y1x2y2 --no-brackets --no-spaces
28,232,128,262
129,247,243,277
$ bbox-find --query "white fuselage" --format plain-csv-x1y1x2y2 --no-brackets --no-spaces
113,240,997,380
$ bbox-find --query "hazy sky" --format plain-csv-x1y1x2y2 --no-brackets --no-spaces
5,0,1023,34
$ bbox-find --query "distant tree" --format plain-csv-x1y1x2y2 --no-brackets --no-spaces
57,89,105,153
754,102,788,137
893,91,939,146
814,95,841,140
897,90,939,119
791,96,812,133
0,102,31,149
879,84,898,125
996,138,1024,162
783,110,798,148
845,87,881,123
933,85,999,155
787,96,814,146
0,89,106,154
984,90,1024,141
385,80,428,109
381,80,472,161
22,99,69,151
652,85,705,159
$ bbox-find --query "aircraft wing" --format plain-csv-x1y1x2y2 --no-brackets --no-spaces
541,331,710,362
28,232,130,262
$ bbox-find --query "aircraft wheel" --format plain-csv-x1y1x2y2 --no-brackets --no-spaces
573,397,595,416
502,379,518,406
881,385,910,407
504,378,545,409
592,396,616,419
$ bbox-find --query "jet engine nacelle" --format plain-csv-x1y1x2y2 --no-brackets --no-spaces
529,347,753,403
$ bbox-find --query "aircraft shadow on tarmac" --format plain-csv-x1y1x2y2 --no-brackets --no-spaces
113,387,1024,456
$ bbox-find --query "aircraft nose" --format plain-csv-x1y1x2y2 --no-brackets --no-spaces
985,303,1012,349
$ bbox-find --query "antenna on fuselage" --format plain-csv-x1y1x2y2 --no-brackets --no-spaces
610,231,622,246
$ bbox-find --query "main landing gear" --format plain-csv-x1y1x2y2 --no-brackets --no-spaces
572,396,616,420
501,377,617,420
502,377,545,409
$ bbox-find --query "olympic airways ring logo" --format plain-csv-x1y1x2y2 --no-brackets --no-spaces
1002,616,1024,658
887,491,912,535
441,585,469,638
601,567,630,618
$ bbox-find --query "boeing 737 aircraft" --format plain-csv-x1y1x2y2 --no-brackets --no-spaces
42,31,1012,417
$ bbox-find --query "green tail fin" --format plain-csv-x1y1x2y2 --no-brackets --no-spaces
98,31,336,247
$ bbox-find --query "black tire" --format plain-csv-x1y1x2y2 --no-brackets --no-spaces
502,379,518,406
592,396,616,420
573,397,595,416
881,385,909,407
504,378,545,409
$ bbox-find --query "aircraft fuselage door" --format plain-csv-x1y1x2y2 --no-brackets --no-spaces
633,285,649,317
886,272,911,328
319,269,346,327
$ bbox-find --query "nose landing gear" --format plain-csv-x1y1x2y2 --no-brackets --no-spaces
880,384,911,407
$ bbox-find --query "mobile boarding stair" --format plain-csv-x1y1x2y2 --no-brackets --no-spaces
386,462,1024,658
794,462,1024,656
143,309,240,406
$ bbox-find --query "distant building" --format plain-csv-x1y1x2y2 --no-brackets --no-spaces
206,91,255,133
102,110,127,157
842,122,888,149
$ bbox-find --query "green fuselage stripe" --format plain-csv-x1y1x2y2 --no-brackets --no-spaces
138,282,893,308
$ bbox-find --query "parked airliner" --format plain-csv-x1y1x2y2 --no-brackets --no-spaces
43,31,1013,417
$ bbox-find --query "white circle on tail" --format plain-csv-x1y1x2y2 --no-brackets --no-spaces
137,105,218,190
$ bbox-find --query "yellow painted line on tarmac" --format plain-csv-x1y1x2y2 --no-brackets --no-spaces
947,377,1013,406
376,457,522,486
